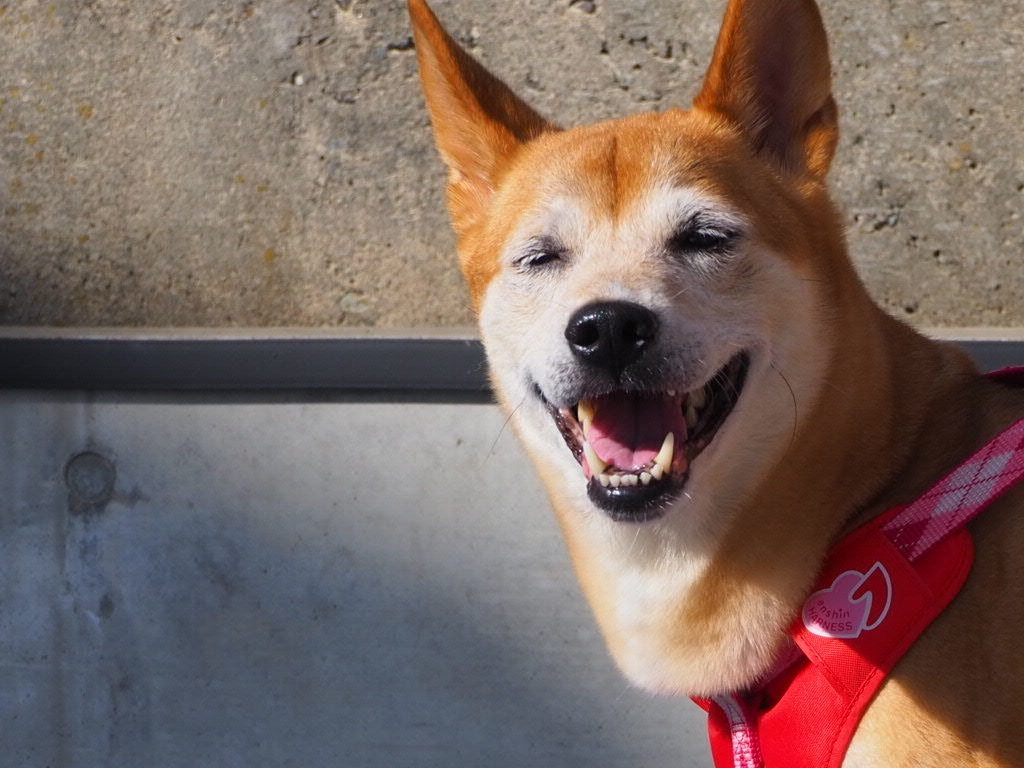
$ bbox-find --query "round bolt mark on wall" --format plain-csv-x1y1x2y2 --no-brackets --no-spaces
64,451,116,515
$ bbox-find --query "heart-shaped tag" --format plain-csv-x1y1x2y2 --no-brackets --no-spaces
801,562,892,639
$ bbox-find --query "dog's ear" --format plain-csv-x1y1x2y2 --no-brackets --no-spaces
409,0,556,234
694,0,838,178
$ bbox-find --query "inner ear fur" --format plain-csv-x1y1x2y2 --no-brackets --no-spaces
409,0,557,234
694,0,838,178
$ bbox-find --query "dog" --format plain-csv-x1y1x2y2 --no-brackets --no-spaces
408,0,1024,764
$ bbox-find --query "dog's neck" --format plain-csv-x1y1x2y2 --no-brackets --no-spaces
824,300,992,535
682,278,992,694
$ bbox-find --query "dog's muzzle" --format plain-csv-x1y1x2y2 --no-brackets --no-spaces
539,300,750,522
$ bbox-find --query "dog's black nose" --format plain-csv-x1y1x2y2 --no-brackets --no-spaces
565,300,659,373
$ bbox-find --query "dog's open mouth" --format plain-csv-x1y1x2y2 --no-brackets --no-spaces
547,352,750,522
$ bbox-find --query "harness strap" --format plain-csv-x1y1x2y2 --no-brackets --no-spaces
882,418,1024,562
709,413,1024,768
710,692,763,768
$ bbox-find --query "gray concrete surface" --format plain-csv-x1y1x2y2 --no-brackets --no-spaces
1,0,1022,327
0,392,709,767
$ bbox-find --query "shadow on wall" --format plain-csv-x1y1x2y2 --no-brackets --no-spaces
0,0,466,328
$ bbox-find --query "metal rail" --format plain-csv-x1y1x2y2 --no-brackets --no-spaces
0,332,488,393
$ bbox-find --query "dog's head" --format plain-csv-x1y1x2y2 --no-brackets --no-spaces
411,0,868,694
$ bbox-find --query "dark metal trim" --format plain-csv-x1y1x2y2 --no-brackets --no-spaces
0,332,1021,394
0,336,489,392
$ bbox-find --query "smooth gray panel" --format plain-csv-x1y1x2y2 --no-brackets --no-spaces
0,394,708,768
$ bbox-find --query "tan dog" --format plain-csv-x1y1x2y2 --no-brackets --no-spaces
409,0,1024,764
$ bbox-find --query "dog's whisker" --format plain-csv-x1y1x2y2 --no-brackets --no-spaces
819,378,852,398
624,524,643,559
485,394,527,463
666,284,694,302
613,682,637,704
770,361,799,450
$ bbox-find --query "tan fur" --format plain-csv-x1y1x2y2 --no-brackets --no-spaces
410,0,1024,763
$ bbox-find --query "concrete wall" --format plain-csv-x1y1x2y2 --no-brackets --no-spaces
1,0,1022,328
1,391,711,767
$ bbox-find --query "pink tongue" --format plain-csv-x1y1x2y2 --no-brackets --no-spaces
588,393,687,471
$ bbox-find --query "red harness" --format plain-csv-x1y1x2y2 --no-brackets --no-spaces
695,370,1024,768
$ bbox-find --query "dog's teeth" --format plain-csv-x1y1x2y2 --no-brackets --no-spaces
655,432,674,471
598,473,611,487
609,474,622,487
651,462,665,481
578,399,595,434
690,387,707,409
622,473,638,487
583,441,607,475
686,404,699,428
640,471,652,486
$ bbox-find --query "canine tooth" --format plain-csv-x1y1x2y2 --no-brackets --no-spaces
583,441,607,475
686,404,699,428
610,474,622,487
598,473,611,487
640,472,652,486
691,387,707,409
655,432,675,471
578,399,595,432
651,462,665,481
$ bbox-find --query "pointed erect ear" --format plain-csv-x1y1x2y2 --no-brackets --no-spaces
409,0,556,233
694,0,838,178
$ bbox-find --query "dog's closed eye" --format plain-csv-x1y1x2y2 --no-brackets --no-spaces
514,235,568,271
667,217,740,256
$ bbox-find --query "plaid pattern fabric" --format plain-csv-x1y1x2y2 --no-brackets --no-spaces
882,418,1024,562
